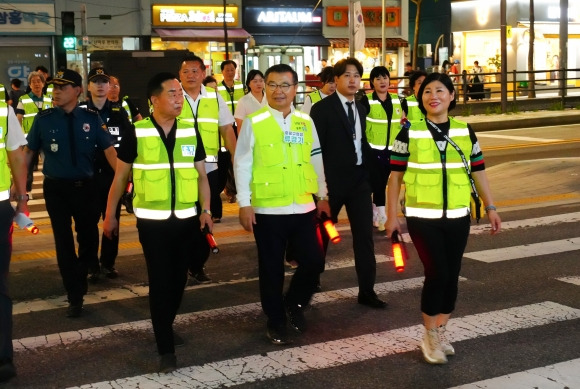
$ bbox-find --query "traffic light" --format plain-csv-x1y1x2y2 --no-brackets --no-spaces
61,11,75,50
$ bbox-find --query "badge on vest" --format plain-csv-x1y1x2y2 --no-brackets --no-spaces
181,145,196,157
284,130,304,144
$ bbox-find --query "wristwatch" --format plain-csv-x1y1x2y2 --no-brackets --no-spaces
485,205,497,212
315,195,329,201
202,209,212,217
15,194,29,202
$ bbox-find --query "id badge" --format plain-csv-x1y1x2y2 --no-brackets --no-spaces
181,145,196,157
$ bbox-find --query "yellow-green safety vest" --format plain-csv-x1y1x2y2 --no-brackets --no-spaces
0,85,5,102
308,90,323,105
132,118,199,220
0,104,11,201
404,118,472,219
249,107,318,208
406,95,423,122
19,94,52,133
121,98,133,123
179,87,220,161
365,92,404,150
217,81,245,115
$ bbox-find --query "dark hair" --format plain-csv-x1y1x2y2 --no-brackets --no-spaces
333,58,363,78
409,70,428,89
35,65,48,73
264,64,298,85
369,66,390,89
474,60,479,65
220,60,237,71
321,58,327,62
11,78,22,88
203,76,217,86
147,72,177,100
406,62,412,67
246,69,264,88
417,72,456,115
180,53,205,71
317,66,334,84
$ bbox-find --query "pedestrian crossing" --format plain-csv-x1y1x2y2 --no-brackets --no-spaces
8,205,580,388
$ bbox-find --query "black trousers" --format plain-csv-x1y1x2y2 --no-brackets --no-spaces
188,204,210,275
369,149,391,207
253,211,324,325
0,201,14,361
207,168,222,219
406,215,471,316
137,216,197,355
324,169,377,295
95,171,121,270
43,177,99,305
25,151,39,192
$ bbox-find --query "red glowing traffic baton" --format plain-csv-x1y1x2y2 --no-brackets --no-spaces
203,225,219,254
391,230,406,272
321,214,341,244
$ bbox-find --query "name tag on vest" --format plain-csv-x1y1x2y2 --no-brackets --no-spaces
181,145,196,157
108,126,120,136
284,130,304,144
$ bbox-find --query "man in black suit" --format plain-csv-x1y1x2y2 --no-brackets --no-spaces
310,58,386,309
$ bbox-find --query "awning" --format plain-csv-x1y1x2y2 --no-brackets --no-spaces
328,38,408,49
252,35,330,47
155,28,251,42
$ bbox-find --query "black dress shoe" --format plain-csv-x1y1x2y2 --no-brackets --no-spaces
285,302,306,333
0,360,16,383
66,302,84,318
358,292,387,309
101,266,119,279
159,353,177,373
266,322,291,345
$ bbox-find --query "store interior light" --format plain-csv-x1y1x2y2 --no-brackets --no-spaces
476,5,490,26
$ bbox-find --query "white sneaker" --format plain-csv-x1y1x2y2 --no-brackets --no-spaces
372,204,379,228
438,325,455,356
420,328,448,364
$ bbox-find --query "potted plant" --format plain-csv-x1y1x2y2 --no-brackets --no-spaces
487,54,501,83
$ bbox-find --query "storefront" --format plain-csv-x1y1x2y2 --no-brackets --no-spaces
323,0,409,84
151,3,249,81
0,3,53,89
451,0,580,83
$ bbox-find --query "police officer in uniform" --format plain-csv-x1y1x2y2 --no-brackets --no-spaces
24,69,117,317
103,72,211,373
79,67,132,281
360,66,408,232
178,53,236,284
0,102,28,384
108,75,143,123
235,64,330,344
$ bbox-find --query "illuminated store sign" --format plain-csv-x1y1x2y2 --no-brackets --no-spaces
244,7,323,28
256,11,321,24
152,5,239,27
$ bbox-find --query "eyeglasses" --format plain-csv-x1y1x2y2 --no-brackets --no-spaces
266,82,296,92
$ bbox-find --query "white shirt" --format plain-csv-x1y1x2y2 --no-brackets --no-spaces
182,84,235,174
234,92,267,121
301,91,328,115
335,91,363,165
234,105,328,215
5,106,27,150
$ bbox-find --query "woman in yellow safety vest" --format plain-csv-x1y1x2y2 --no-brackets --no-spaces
386,72,501,365
405,70,427,122
300,66,336,115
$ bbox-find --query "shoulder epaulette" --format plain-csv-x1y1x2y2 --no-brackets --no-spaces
83,107,99,115
38,108,56,117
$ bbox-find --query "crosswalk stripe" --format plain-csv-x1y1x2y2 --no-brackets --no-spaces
464,237,580,262
448,358,580,388
468,212,580,235
14,275,442,351
556,276,580,286
65,301,580,389
11,254,395,315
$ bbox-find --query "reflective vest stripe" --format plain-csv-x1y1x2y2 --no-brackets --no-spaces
0,190,9,201
0,107,7,116
407,162,466,170
0,142,5,149
135,128,159,137
405,206,470,219
133,162,195,170
409,128,469,138
367,117,388,124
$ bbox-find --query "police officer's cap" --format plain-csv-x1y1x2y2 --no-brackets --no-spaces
50,69,82,87
88,67,110,83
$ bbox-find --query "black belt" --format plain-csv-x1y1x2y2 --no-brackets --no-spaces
45,176,93,187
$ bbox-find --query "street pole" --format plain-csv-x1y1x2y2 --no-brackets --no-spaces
381,0,385,66
224,0,229,60
500,0,507,113
559,0,568,99
349,0,354,58
81,4,88,99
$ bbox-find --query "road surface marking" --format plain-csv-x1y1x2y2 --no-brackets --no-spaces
448,358,580,389
556,276,580,286
464,237,580,263
477,133,563,142
14,275,449,351
65,301,580,389
469,211,580,235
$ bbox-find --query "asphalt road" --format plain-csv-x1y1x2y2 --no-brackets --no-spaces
4,123,580,388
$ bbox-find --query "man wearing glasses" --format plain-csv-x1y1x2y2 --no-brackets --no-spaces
234,64,330,345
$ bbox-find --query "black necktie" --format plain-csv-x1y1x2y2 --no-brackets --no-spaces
346,101,356,139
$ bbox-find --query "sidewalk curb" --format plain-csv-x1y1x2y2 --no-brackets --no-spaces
468,114,580,132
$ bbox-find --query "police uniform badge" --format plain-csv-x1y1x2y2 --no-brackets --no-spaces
50,140,58,152
83,123,91,132
56,71,64,79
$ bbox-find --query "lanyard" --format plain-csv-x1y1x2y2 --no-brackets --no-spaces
426,119,478,198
